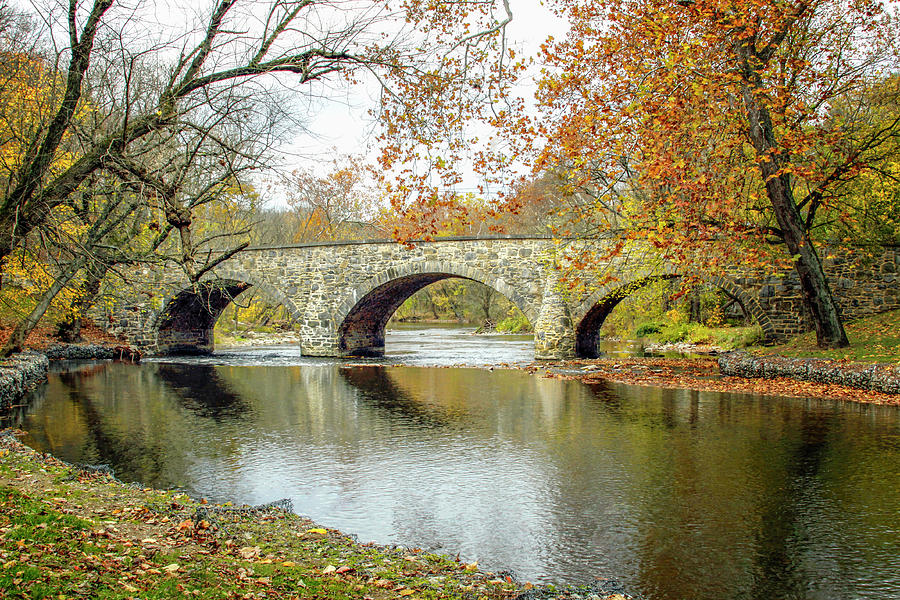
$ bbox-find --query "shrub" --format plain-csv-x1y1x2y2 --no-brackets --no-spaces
657,323,693,343
496,312,532,333
710,325,763,349
635,322,663,337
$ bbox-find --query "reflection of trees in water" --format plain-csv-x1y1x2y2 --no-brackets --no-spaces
30,362,249,490
56,371,168,486
747,409,837,600
338,366,454,429
155,364,250,421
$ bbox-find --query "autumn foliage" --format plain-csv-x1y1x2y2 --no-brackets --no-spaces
492,0,899,347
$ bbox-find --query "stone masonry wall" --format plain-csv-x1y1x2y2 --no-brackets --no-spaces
730,246,900,339
229,238,556,356
95,238,900,358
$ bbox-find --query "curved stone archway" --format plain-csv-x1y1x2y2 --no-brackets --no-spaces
572,274,777,358
333,261,538,357
151,269,304,355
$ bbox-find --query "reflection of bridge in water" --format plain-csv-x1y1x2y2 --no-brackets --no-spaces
99,236,900,359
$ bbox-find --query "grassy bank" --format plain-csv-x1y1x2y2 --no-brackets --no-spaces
0,433,632,600
632,322,762,351
0,433,532,600
755,309,900,363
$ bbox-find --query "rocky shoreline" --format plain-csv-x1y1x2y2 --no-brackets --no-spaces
0,352,49,411
718,351,900,394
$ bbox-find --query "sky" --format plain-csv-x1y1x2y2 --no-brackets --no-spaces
280,0,569,195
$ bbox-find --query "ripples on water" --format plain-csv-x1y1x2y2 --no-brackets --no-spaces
9,327,900,600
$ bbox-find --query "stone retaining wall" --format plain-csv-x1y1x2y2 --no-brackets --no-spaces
730,245,900,339
0,352,49,411
44,344,140,361
718,352,900,394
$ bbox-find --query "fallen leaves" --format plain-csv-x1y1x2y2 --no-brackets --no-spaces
0,428,549,600
541,357,900,405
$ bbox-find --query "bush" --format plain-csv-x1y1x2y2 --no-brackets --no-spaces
657,322,693,343
687,325,715,345
635,322,664,337
496,312,532,333
710,325,763,349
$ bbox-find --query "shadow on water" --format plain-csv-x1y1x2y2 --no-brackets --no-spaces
154,364,251,421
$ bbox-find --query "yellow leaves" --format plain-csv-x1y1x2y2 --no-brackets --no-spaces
0,52,84,178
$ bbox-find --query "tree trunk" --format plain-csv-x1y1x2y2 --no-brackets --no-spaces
762,168,847,346
56,264,107,343
689,293,701,324
738,54,848,348
480,286,495,321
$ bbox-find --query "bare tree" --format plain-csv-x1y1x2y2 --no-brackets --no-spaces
281,154,382,242
0,0,513,263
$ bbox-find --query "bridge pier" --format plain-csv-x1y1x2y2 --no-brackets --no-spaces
534,269,577,360
296,321,342,357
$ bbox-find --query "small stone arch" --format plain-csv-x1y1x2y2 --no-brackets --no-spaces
150,269,304,355
572,274,777,358
334,260,536,356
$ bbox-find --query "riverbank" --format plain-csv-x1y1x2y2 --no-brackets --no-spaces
532,356,900,405
0,353,48,412
0,431,632,600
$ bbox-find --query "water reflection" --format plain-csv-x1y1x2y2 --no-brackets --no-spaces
13,360,900,600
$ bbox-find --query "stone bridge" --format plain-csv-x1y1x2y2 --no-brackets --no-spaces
99,237,900,359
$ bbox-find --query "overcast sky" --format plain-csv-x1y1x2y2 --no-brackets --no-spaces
11,0,568,202
281,0,569,190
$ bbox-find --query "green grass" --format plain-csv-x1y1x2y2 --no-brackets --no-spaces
755,308,900,363
635,320,763,350
495,312,533,333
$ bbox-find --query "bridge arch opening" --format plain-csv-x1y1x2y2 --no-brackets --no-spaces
154,274,302,355
574,276,774,358
337,269,533,357
155,280,251,355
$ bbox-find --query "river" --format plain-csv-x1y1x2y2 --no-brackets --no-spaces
8,325,900,600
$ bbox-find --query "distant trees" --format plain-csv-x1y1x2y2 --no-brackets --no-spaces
282,155,383,243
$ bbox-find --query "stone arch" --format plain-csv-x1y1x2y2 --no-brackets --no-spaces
334,260,536,357
151,269,304,355
572,274,776,358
